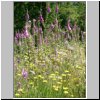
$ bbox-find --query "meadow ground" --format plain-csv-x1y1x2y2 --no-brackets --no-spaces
14,38,86,98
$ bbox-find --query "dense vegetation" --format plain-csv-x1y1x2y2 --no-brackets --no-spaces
14,2,86,98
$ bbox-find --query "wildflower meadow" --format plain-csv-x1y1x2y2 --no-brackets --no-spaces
14,2,86,98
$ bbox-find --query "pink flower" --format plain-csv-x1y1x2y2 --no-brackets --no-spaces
47,6,51,13
22,68,28,79
67,19,72,31
55,4,59,13
39,14,44,23
23,26,29,38
50,23,55,30
39,27,43,34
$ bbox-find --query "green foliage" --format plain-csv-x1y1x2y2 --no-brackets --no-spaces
14,2,86,33
14,2,86,98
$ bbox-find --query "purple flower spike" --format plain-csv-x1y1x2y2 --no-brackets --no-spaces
39,27,43,34
22,68,28,79
15,33,21,39
14,36,18,44
39,14,44,23
50,23,55,30
15,31,21,44
23,26,29,38
55,4,59,13
67,19,72,31
47,6,51,13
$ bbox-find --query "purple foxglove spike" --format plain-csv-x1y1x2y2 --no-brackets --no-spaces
14,36,18,44
47,6,51,13
55,4,59,13
25,30,29,37
35,26,38,33
22,33,25,38
23,26,29,38
15,32,21,40
50,23,55,30
68,24,72,31
39,14,44,23
54,18,58,25
22,68,28,79
39,27,43,34
67,19,72,31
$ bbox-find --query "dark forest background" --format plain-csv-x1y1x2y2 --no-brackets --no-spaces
14,2,86,33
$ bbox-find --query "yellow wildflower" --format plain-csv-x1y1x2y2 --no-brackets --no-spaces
77,67,82,69
53,87,59,91
17,74,21,76
55,71,59,74
29,82,33,85
52,85,56,88
52,78,56,81
63,87,68,90
71,94,74,97
43,80,48,83
15,93,20,97
65,70,69,73
57,76,62,80
63,80,66,82
67,74,71,76
49,75,53,78
50,74,55,76
57,82,62,85
38,75,44,79
18,88,23,92
64,91,68,94
62,74,66,77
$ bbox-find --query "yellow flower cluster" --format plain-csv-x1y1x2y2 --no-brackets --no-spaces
43,80,48,83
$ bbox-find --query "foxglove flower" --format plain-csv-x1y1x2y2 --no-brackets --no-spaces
21,33,25,38
67,19,72,31
39,14,44,23
14,36,18,44
47,6,51,13
50,23,54,30
23,26,29,38
39,27,43,34
55,4,59,13
22,68,28,79
34,26,38,33
54,18,58,25
15,31,21,40
15,31,21,44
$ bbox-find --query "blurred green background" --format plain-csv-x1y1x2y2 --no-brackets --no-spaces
14,2,86,33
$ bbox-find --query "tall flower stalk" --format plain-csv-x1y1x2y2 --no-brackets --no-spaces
25,9,29,22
